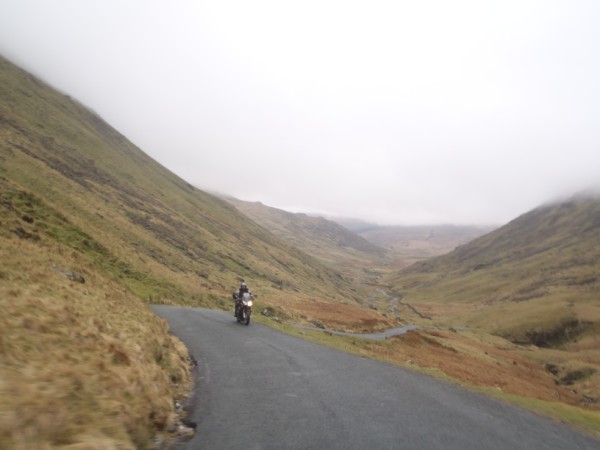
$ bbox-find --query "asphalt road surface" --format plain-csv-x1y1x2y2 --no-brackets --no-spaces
152,306,599,450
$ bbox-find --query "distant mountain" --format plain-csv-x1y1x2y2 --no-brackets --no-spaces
223,197,385,266
329,217,380,234
224,199,491,265
388,192,600,346
356,224,495,260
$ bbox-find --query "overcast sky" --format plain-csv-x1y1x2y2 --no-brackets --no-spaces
1,1,599,225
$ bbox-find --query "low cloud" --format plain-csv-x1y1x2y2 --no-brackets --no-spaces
1,0,599,225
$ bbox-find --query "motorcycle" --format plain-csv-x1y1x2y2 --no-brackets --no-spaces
234,292,253,325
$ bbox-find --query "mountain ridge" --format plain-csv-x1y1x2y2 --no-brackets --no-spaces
223,196,386,263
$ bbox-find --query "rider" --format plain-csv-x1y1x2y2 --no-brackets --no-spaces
234,282,250,316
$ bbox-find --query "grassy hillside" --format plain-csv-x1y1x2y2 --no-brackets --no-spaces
389,193,600,338
0,55,374,311
0,55,389,447
0,229,192,449
3,53,599,442
386,193,600,409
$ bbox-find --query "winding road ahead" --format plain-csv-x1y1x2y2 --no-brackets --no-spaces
152,306,598,450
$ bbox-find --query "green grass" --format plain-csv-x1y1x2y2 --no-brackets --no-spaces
1,184,186,302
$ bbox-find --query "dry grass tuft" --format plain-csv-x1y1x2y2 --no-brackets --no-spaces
0,234,191,449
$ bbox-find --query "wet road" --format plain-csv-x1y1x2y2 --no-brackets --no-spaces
153,306,599,450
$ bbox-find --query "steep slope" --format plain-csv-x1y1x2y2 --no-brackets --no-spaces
388,192,600,344
0,55,389,447
0,55,368,309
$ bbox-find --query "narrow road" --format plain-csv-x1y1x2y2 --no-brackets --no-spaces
152,306,599,450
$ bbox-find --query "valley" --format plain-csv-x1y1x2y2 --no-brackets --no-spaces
223,194,600,436
1,53,599,449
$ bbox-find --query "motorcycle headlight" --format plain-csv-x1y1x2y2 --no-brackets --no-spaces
247,300,253,307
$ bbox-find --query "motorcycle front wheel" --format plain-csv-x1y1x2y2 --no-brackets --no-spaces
244,309,251,326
